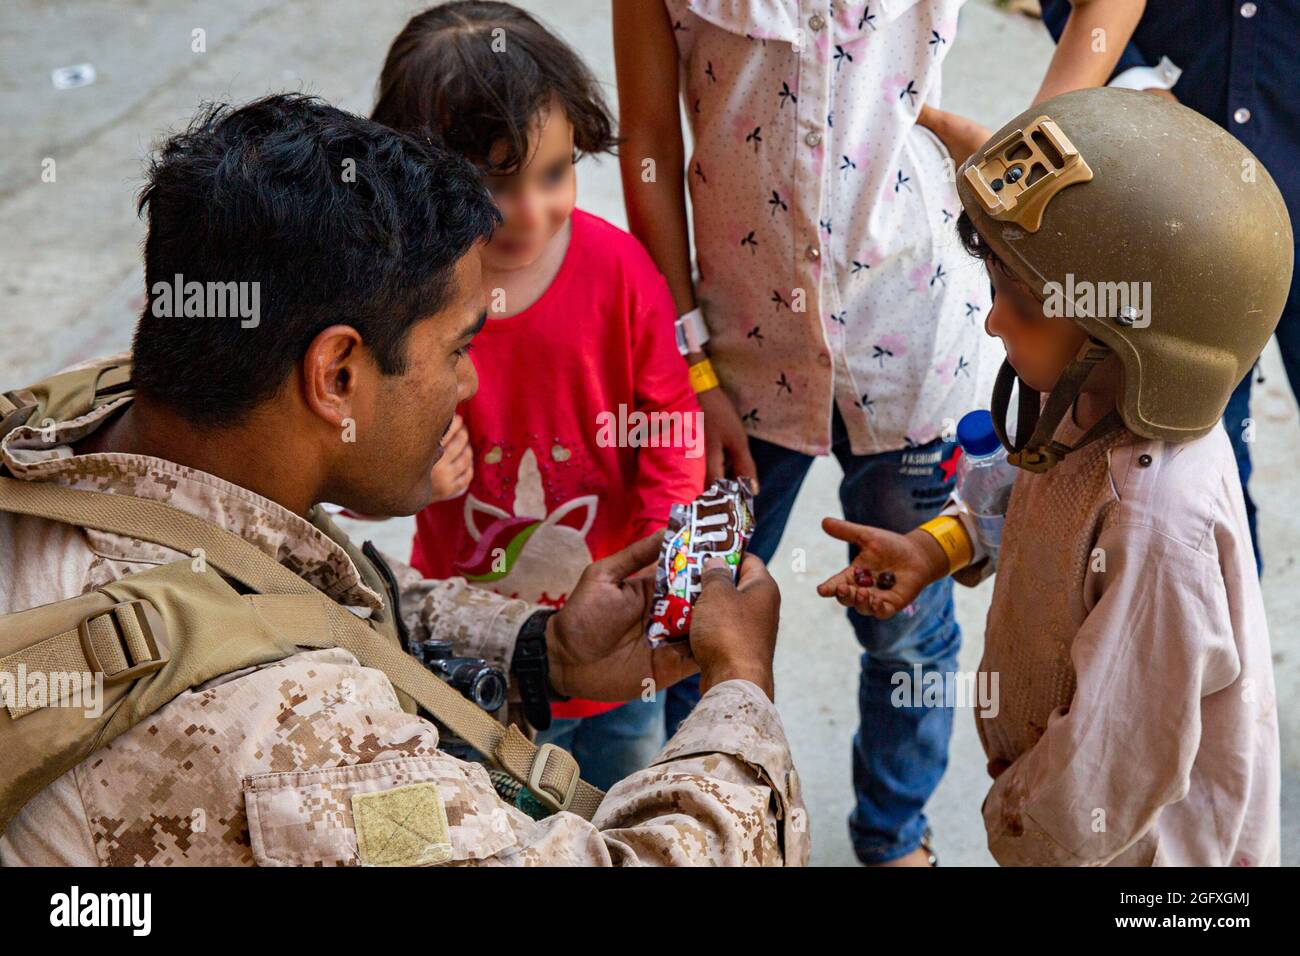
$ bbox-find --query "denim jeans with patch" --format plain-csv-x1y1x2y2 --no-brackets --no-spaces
665,407,961,863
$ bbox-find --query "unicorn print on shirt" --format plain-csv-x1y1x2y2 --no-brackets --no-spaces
454,447,597,607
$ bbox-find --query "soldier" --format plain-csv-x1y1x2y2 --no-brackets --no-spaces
0,94,808,866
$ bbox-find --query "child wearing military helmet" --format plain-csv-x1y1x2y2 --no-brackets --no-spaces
817,88,1288,866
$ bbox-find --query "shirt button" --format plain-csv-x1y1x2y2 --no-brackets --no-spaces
1234,107,1251,124
805,245,820,261
805,131,822,148
1240,2,1257,17
809,13,826,31
818,352,832,368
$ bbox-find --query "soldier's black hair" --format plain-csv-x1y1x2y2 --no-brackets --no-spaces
131,93,501,427
370,1,618,173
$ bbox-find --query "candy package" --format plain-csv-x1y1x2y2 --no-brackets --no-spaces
645,477,756,648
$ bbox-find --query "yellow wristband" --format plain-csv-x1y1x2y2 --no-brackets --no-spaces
688,358,720,394
918,515,974,575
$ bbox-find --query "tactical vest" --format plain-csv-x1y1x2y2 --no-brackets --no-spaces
0,359,603,836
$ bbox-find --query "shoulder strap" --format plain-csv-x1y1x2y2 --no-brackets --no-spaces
0,358,133,438
0,476,604,820
0,558,298,834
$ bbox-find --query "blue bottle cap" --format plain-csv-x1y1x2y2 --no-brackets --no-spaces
956,409,1002,457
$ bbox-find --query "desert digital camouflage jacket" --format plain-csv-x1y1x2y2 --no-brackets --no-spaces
0,393,808,866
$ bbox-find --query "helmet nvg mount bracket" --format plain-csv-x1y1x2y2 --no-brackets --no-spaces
963,115,1093,235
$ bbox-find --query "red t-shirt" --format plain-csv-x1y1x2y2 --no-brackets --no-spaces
411,209,705,718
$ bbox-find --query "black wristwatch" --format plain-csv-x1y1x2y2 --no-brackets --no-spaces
511,609,566,731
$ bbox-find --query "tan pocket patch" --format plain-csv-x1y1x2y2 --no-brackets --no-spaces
244,756,517,865
352,783,453,867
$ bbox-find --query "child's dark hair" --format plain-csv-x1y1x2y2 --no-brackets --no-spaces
956,209,1014,277
958,210,1044,295
371,1,618,173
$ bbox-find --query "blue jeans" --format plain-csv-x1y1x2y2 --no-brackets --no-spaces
666,408,961,863
1223,269,1300,574
534,694,666,792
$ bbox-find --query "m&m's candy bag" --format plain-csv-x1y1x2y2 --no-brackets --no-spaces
645,477,756,648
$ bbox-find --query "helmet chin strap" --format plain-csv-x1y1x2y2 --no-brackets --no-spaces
990,339,1126,473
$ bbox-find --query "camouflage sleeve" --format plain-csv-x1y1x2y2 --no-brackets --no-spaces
384,553,539,671
240,676,810,867
588,679,810,865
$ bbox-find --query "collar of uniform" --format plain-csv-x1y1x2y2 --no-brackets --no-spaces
1,396,385,611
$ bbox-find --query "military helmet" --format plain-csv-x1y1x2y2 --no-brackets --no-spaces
957,87,1293,471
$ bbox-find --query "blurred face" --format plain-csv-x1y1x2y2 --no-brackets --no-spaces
479,97,577,271
347,251,485,515
984,261,1087,394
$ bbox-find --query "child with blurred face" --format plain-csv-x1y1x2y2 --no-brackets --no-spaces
818,89,1286,866
370,2,705,790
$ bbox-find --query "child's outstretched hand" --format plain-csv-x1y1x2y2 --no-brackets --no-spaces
816,517,945,619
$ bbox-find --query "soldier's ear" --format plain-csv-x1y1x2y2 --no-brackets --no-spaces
300,324,365,428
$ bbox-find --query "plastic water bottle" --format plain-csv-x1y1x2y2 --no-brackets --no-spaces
955,410,1019,554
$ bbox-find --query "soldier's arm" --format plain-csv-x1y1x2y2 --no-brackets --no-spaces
555,554,806,865
379,545,809,865
465,679,805,866
385,553,538,671
1,646,800,866
588,679,807,865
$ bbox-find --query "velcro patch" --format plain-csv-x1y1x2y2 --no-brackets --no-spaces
352,783,453,866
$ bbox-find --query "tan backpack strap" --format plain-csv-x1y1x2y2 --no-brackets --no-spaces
0,476,604,819
0,600,167,719
0,388,39,439
0,559,297,835
0,389,30,418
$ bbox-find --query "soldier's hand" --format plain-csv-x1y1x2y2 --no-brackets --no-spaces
546,532,699,702
689,554,779,700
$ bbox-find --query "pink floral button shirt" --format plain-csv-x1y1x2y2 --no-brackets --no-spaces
668,0,996,455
